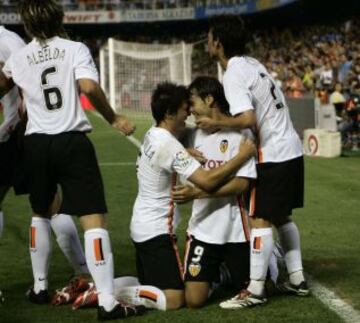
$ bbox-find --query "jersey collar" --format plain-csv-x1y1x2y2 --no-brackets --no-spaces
32,36,59,46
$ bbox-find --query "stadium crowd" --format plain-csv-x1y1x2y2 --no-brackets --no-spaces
0,0,248,11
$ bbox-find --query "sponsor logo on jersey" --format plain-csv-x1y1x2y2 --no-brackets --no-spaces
174,150,191,169
220,139,228,153
188,262,201,277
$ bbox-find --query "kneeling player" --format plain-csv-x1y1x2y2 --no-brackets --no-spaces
130,82,256,310
172,76,255,308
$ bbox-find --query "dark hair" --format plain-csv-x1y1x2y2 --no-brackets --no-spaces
151,82,190,125
19,0,67,41
209,14,248,58
189,76,230,115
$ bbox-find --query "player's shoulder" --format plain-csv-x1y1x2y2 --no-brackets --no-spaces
0,26,25,54
54,37,85,51
147,126,180,149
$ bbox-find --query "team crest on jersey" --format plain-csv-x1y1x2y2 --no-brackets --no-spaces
220,140,229,153
188,263,201,277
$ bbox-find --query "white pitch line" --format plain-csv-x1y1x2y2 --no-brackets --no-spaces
91,111,360,322
307,275,360,323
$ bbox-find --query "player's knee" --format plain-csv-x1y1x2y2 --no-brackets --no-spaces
273,216,292,228
186,296,206,309
165,294,184,310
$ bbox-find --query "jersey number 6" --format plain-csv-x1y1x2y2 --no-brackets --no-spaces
41,66,63,110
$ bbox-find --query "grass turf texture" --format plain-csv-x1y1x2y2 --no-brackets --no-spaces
0,112,358,322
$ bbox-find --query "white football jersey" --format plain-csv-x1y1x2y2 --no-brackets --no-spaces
2,36,97,135
186,128,256,244
131,127,201,243
0,26,24,142
223,56,303,163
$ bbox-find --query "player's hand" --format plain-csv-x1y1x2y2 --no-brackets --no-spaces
112,115,136,136
239,137,257,158
172,185,198,204
186,148,207,164
195,116,218,132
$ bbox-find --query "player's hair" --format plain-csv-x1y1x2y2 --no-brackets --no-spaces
189,76,230,115
19,0,67,41
208,14,248,58
151,82,190,125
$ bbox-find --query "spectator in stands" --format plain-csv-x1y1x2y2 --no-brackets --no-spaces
330,83,346,116
284,69,305,98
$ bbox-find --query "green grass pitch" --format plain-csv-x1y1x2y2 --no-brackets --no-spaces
0,112,359,322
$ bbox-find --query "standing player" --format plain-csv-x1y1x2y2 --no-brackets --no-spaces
172,76,256,308
0,25,90,303
130,82,256,310
0,1,144,320
197,15,308,308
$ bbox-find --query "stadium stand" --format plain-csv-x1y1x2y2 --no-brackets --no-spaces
0,0,250,11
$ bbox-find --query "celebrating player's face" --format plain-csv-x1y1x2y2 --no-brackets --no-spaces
174,101,190,133
190,93,211,120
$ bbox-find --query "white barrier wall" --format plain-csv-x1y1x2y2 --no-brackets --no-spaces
303,129,341,158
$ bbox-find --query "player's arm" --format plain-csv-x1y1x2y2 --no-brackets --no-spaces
187,138,255,192
0,64,14,99
172,177,250,204
78,78,135,135
196,110,256,131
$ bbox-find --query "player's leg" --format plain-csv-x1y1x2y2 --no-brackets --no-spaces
0,186,10,238
57,132,144,319
50,192,89,276
220,218,272,309
273,156,308,296
184,236,223,308
23,134,57,304
221,162,283,309
0,134,18,238
223,241,250,292
72,277,167,311
133,234,184,310
50,191,90,306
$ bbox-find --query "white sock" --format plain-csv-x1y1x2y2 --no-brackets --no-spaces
0,210,3,238
51,214,89,275
268,251,279,284
114,276,140,289
114,285,166,311
277,222,304,284
248,228,274,296
84,228,117,311
30,217,52,293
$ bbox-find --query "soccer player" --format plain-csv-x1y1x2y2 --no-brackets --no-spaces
0,25,90,302
171,76,256,308
129,82,256,310
197,15,308,308
0,1,143,320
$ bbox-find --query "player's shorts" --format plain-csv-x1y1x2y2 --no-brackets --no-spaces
0,129,28,195
133,234,184,290
249,156,304,221
184,235,250,290
23,132,107,216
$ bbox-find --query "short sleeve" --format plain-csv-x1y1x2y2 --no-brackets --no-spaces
236,157,257,179
154,138,200,179
229,133,257,179
2,56,13,79
74,43,99,82
223,71,253,116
